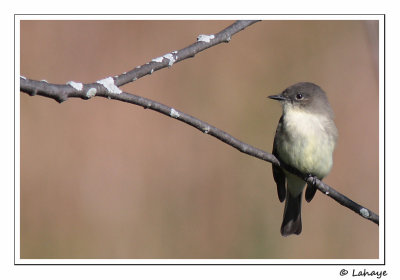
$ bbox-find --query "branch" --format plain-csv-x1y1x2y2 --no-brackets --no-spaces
20,20,379,226
19,83,380,226
20,20,260,103
113,20,261,88
281,162,379,225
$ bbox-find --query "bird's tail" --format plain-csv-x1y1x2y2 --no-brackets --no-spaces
280,191,303,236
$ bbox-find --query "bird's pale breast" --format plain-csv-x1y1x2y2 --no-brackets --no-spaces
277,108,336,178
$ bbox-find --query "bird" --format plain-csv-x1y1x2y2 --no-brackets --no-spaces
268,82,338,236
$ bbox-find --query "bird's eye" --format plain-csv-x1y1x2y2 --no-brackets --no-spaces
296,93,303,100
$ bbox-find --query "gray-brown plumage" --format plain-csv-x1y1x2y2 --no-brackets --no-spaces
269,82,338,236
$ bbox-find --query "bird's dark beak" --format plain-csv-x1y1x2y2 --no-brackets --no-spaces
268,94,286,101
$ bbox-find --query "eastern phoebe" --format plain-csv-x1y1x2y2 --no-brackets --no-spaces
269,82,338,236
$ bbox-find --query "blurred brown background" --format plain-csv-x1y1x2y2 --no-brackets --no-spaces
20,20,379,259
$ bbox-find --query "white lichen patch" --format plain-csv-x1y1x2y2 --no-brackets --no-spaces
152,53,177,67
152,56,164,63
360,208,370,218
170,108,180,118
96,77,122,94
197,34,215,43
163,53,176,67
67,81,83,91
86,88,97,98
203,126,210,134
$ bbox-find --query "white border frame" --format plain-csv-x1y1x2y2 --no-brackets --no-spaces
15,14,385,265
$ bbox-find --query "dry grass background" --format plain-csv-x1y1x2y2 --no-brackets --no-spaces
20,20,379,259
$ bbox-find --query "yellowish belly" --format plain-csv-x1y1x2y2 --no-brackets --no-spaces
277,110,336,178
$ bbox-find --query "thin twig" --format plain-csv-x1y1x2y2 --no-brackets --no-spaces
113,20,261,88
20,20,260,103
